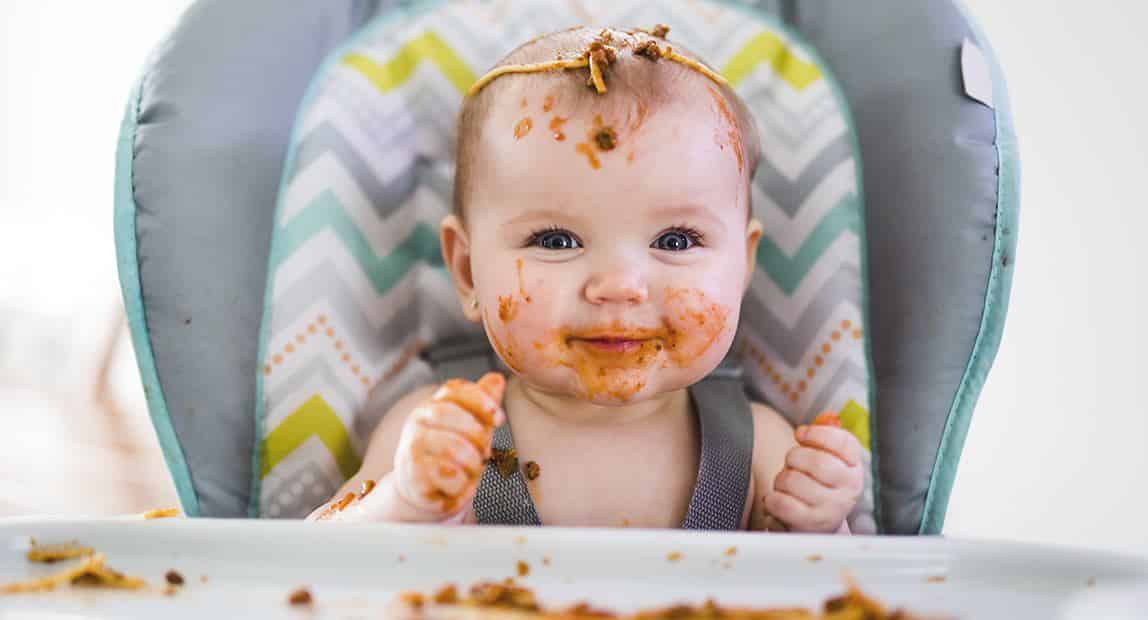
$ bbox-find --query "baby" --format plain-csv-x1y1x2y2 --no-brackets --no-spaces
308,26,864,532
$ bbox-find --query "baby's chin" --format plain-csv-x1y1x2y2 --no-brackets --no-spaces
514,365,710,407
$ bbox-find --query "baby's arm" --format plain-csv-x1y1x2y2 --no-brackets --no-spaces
306,373,505,523
747,405,863,534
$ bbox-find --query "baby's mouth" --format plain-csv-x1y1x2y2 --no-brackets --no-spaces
570,337,648,353
564,327,666,355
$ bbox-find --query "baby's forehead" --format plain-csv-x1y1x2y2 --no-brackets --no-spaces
480,78,715,133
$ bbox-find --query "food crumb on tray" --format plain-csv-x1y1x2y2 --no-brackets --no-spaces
26,539,94,563
393,578,930,619
141,507,180,520
164,570,185,586
1,553,146,594
288,587,313,606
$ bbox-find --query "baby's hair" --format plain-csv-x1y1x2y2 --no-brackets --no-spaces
453,26,762,217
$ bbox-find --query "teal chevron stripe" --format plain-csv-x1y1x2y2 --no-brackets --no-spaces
756,194,860,295
272,190,444,296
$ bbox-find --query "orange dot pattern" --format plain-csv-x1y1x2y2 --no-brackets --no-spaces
262,314,373,387
745,319,863,407
262,315,429,391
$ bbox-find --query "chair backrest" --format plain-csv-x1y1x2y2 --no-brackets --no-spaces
115,0,1017,534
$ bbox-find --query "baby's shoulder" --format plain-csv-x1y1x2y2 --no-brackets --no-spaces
367,382,441,437
746,400,797,481
747,400,794,439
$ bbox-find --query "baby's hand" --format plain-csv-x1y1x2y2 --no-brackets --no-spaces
390,372,506,522
764,412,863,534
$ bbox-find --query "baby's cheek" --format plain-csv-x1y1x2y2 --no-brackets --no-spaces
484,287,558,375
661,287,736,369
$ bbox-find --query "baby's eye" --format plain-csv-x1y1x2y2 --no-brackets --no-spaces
527,228,582,250
652,228,703,252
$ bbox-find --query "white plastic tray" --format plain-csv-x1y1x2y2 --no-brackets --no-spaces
0,519,1145,619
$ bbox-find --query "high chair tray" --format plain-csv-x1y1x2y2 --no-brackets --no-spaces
0,519,1144,619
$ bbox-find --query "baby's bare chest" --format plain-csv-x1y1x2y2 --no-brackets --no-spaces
507,417,701,528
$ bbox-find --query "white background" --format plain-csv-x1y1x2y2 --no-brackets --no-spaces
1,2,1146,554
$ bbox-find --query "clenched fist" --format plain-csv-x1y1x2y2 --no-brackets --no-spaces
391,373,506,519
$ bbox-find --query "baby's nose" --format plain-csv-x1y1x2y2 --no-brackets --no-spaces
583,265,648,305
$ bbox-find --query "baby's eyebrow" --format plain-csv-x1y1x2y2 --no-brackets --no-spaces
503,208,588,227
651,204,727,230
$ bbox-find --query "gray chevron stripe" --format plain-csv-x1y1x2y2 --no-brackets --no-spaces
285,156,452,250
739,78,837,139
337,74,461,158
418,159,455,207
805,359,869,419
747,261,861,324
751,135,854,216
327,76,451,167
405,84,465,141
740,267,862,366
744,89,839,148
304,75,423,168
292,121,421,218
271,264,457,364
266,358,361,418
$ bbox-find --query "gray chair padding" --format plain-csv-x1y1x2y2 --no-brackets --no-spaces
123,0,390,517
118,0,1017,532
776,0,1015,534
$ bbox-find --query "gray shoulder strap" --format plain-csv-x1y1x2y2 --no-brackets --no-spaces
472,423,543,525
680,359,755,530
423,339,542,526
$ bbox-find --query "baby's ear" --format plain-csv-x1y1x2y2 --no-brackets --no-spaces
743,218,763,293
440,215,481,322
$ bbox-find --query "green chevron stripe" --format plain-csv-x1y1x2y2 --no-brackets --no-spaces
272,190,443,296
756,194,860,295
343,30,476,96
260,394,360,480
723,30,822,90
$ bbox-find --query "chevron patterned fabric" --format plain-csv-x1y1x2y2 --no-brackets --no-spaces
257,0,875,532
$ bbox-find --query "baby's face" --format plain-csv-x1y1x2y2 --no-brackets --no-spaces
456,89,760,405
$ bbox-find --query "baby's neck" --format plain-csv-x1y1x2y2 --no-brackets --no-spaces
508,375,691,427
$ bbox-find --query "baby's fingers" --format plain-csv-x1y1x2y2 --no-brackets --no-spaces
435,374,504,426
795,425,862,467
762,491,811,530
394,458,469,514
773,468,835,507
785,446,858,489
410,428,486,476
412,402,494,455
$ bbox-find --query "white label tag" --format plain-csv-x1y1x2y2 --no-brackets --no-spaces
961,38,995,109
